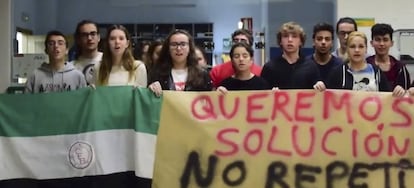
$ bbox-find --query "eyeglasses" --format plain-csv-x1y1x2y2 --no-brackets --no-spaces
232,38,248,44
338,31,353,37
47,40,66,47
170,42,189,49
79,31,98,38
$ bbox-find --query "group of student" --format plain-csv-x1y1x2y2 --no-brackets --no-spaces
25,18,414,97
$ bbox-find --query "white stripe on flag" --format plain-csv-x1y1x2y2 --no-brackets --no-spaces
0,129,156,180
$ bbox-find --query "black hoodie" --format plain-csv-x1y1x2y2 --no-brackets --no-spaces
327,63,391,92
261,56,322,89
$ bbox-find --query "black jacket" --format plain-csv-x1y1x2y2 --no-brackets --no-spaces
150,69,212,91
327,63,391,92
261,56,322,89
366,55,411,89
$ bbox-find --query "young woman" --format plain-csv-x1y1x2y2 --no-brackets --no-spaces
148,30,212,96
327,31,405,96
92,25,147,87
194,46,209,69
217,42,270,93
134,40,151,63
145,39,163,80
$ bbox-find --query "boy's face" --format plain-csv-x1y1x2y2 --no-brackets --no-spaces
313,30,333,55
371,34,393,56
232,34,250,45
280,32,302,54
45,35,68,62
337,23,356,48
78,23,100,52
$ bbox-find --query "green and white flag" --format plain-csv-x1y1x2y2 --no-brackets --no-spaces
0,87,161,187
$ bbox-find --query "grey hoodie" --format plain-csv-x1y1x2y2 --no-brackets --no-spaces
25,62,87,93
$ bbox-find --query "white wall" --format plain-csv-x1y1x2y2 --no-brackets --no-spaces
0,0,12,92
337,0,414,54
337,0,414,82
337,0,414,29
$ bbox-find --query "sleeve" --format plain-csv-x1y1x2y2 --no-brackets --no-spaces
326,66,342,89
91,63,100,85
209,65,220,88
396,64,411,89
260,62,275,87
310,62,322,84
218,77,229,88
78,72,87,89
84,64,95,85
135,61,148,88
263,79,272,90
25,72,36,94
148,63,161,86
203,70,213,91
251,63,263,76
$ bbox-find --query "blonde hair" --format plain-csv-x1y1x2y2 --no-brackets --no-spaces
346,31,367,47
277,21,306,47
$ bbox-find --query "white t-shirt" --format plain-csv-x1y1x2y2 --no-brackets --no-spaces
93,60,147,87
71,52,103,84
351,64,377,91
171,68,188,91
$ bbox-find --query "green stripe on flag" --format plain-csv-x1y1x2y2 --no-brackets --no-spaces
0,86,162,137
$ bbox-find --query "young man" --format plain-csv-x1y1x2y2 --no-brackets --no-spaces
366,23,411,90
26,30,87,93
260,22,325,91
70,20,102,85
332,17,358,61
209,29,262,88
307,22,342,83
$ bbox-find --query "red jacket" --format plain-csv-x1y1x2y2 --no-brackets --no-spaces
209,61,262,88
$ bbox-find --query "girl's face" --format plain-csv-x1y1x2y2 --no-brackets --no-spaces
347,36,367,63
152,45,162,64
231,46,252,72
141,44,150,62
169,33,190,64
195,49,207,67
108,29,129,56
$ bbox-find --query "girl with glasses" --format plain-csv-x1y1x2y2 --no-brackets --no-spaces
148,30,212,96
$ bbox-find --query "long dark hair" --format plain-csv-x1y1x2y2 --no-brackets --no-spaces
146,39,163,74
98,25,136,85
134,40,151,61
153,29,205,88
74,20,99,60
